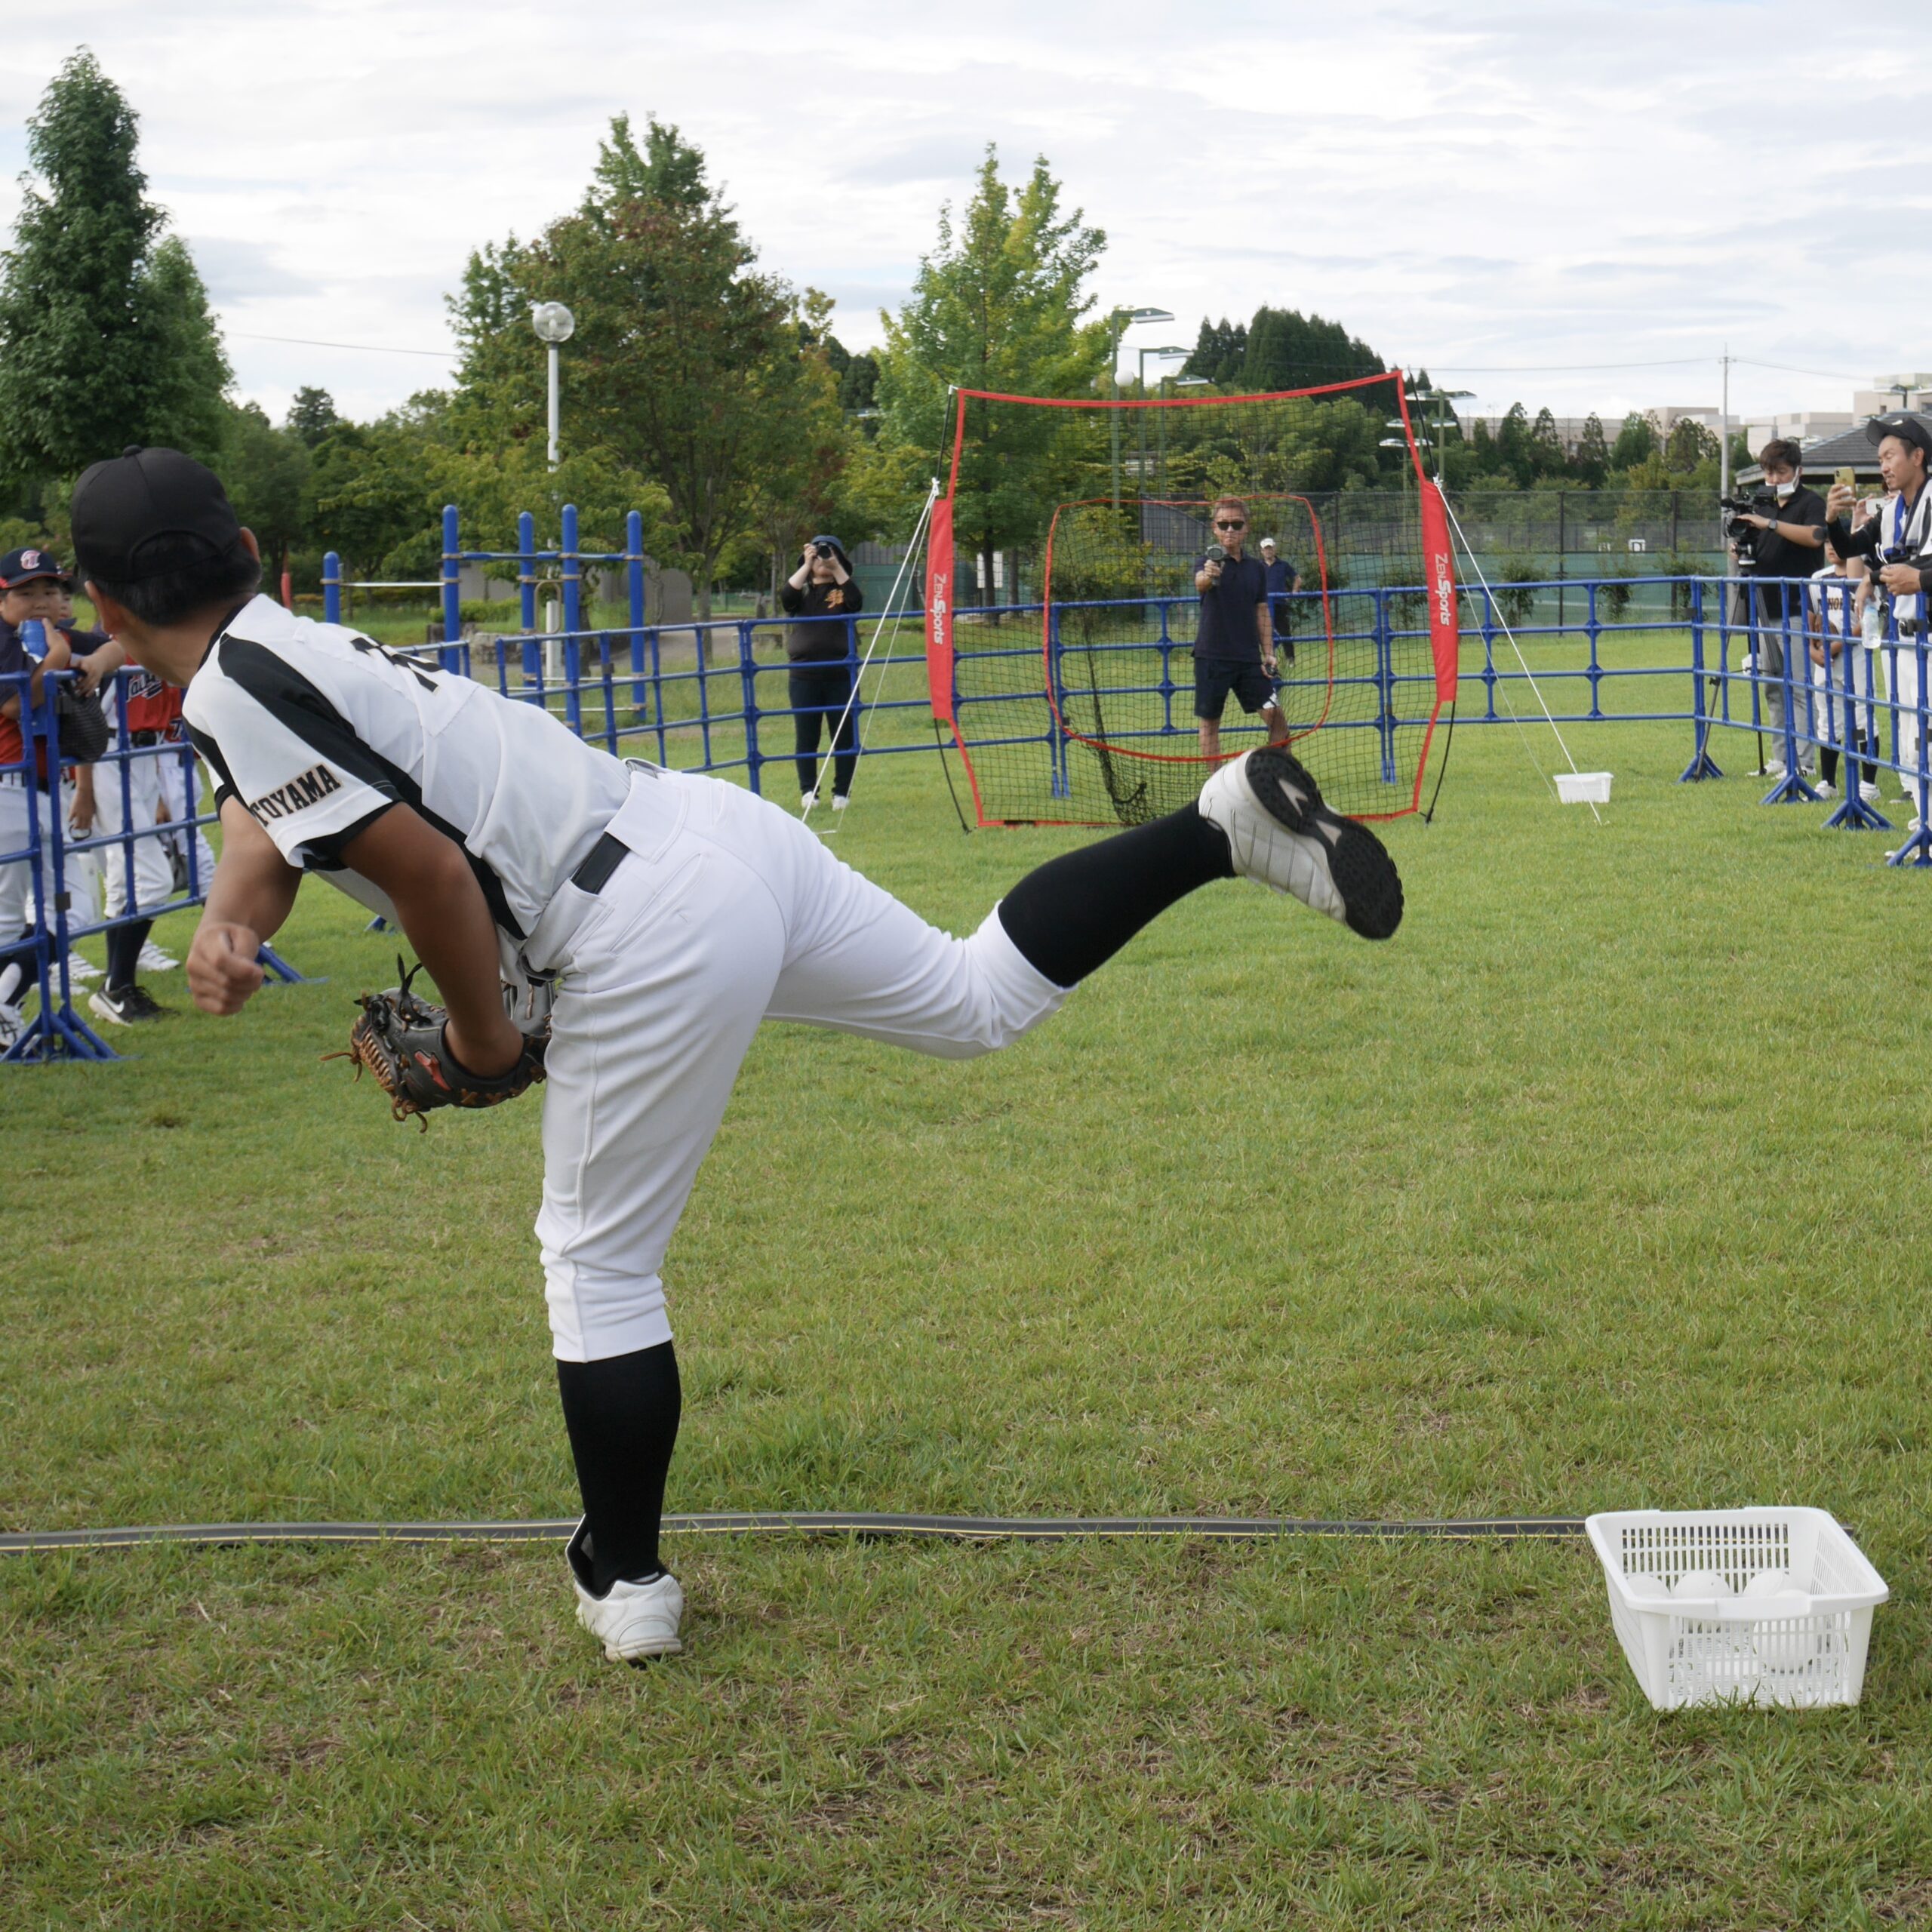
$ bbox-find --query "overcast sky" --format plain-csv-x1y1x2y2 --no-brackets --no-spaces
8,2,1931,432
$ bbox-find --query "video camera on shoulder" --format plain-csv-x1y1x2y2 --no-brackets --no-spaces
1719,486,1780,564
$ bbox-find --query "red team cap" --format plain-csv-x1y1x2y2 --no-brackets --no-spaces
70,445,244,585
0,546,72,589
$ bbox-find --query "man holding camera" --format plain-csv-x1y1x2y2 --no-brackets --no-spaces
1734,439,1826,775
1193,497,1288,761
1826,414,1932,806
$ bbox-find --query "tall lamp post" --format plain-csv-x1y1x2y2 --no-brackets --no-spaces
531,302,575,470
1109,306,1175,505
1407,385,1474,482
1135,344,1189,503
1158,373,1211,497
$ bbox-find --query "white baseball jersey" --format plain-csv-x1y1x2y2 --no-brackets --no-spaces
184,595,630,966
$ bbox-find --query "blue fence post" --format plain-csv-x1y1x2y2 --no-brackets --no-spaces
1678,577,1721,782
739,621,762,795
561,503,582,637
1827,577,1887,830
440,505,462,672
1764,577,1817,804
518,510,537,635
626,509,648,719
10,658,116,1063
1374,587,1398,783
1480,587,1498,721
322,552,341,626
1585,581,1603,719
1890,630,1932,866
1047,603,1070,798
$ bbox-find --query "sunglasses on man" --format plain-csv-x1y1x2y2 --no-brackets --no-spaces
1214,518,1245,531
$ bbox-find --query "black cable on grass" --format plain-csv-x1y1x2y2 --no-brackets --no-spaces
0,1512,1586,1555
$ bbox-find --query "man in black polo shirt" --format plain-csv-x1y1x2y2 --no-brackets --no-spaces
1734,438,1826,775
1193,496,1287,759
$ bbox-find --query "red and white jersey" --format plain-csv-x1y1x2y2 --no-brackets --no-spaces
106,662,186,737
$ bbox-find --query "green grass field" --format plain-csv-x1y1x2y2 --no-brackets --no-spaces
5,699,1932,1929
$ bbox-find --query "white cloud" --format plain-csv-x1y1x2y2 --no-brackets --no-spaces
3,1,1930,426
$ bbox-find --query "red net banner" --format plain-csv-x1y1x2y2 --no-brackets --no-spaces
927,373,1457,828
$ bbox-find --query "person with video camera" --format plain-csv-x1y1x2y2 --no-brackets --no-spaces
1729,438,1826,777
1826,413,1932,820
780,534,865,812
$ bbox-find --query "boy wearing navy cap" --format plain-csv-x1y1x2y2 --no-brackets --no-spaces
0,549,120,1039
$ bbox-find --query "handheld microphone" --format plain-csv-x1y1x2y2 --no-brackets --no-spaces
1204,543,1226,565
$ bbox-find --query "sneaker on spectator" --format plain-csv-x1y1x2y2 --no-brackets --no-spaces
64,953,100,983
1861,781,1882,802
0,1001,23,1053
799,789,817,812
831,793,849,811
1815,780,1835,798
88,985,168,1026
137,940,180,974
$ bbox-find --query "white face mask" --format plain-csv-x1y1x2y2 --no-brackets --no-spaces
1775,478,1798,499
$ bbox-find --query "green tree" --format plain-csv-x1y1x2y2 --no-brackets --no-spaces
1574,413,1610,487
1529,407,1566,479
448,114,800,619
875,146,1107,599
1242,306,1385,392
1610,411,1658,472
305,395,457,580
287,386,342,448
225,401,310,584
0,49,230,494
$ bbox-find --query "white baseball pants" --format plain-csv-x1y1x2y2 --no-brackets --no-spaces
525,766,1068,1363
95,746,214,918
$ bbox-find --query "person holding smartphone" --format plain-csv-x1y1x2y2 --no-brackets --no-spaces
779,535,864,811
1192,497,1288,760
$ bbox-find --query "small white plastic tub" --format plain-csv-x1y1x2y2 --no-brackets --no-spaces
1586,1507,1888,1710
1555,771,1614,804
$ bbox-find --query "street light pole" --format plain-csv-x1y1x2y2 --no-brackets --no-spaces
1159,374,1211,494
531,302,576,472
1109,306,1175,506
1136,344,1189,503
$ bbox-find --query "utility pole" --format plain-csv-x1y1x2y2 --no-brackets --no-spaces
1719,346,1731,499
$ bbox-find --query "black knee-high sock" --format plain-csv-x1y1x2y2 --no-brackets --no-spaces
556,1340,681,1592
997,804,1235,989
104,918,152,993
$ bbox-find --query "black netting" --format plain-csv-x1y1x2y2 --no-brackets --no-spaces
939,379,1446,826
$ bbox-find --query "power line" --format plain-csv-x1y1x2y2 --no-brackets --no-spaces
228,330,458,359
1428,356,1712,374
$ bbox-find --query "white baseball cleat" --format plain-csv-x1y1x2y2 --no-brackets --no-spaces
800,789,817,812
566,1519,684,1663
137,941,180,973
1197,746,1404,940
0,1001,23,1053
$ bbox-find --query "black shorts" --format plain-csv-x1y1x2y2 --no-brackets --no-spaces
1193,657,1275,721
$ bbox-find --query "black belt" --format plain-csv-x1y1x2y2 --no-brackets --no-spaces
570,830,627,895
1900,620,1925,638
129,728,171,746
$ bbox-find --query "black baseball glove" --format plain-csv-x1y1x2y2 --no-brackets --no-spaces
333,959,547,1128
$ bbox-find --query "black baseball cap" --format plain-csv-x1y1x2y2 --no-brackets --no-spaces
1866,413,1932,463
70,445,243,585
0,546,72,589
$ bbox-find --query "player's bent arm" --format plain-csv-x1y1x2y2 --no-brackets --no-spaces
338,804,525,1078
187,800,301,1015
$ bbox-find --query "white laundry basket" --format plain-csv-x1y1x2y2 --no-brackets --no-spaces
1555,771,1613,804
1586,1508,1887,1710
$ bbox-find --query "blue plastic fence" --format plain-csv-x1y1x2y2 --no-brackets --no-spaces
6,569,1930,1066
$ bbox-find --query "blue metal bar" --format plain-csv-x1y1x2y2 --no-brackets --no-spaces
438,506,460,672
322,552,341,626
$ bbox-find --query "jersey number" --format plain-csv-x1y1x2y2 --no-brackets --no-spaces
349,634,441,694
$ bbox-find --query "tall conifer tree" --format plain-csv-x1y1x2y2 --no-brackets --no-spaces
0,50,230,497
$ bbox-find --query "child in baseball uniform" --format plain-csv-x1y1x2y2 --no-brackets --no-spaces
75,448,1405,1666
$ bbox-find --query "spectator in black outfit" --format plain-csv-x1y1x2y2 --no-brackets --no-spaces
1734,438,1826,777
1258,536,1299,666
780,535,864,812
1193,497,1288,759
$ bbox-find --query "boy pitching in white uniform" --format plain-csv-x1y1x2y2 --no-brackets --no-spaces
73,448,1404,1665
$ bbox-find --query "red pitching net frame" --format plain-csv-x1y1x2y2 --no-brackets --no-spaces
924,373,1460,829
